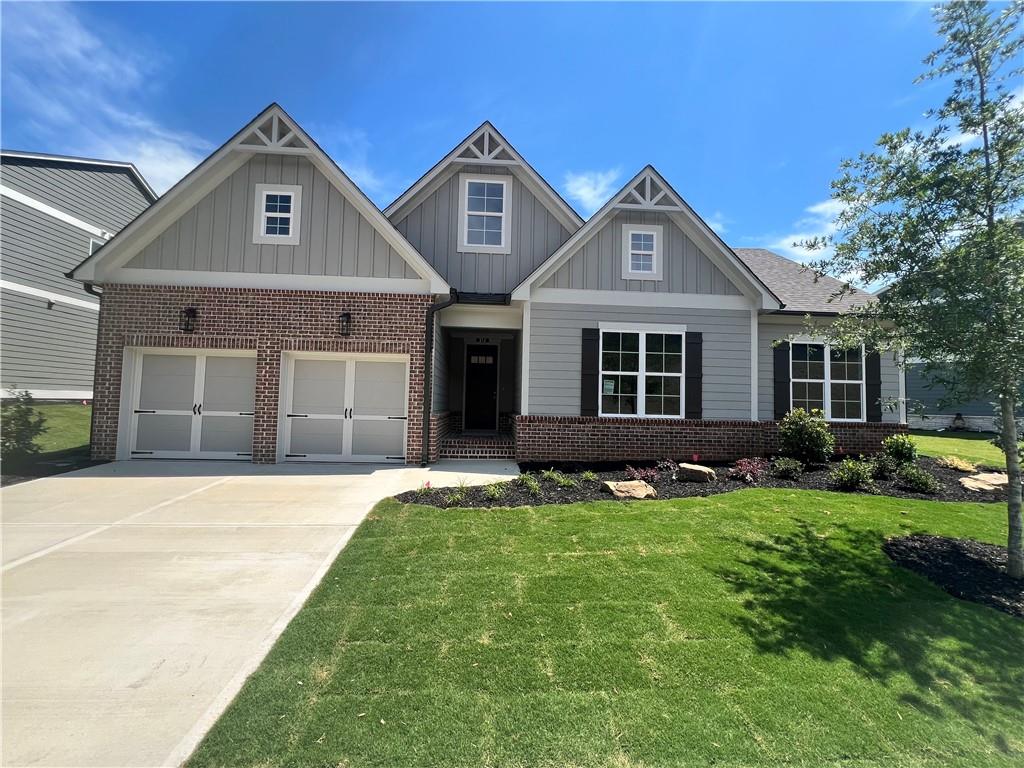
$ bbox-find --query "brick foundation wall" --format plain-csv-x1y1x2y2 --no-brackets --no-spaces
514,416,906,463
427,411,451,463
92,284,432,464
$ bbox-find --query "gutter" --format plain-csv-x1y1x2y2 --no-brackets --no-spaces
420,289,458,465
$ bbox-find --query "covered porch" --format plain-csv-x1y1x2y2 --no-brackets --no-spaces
430,300,522,459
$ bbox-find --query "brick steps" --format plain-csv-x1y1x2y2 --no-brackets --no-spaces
439,433,515,460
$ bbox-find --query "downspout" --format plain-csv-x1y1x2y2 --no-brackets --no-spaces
83,283,102,298
421,290,458,466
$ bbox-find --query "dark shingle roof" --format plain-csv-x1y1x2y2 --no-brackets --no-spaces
733,248,875,314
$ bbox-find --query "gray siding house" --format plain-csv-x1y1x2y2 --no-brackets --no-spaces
1,151,155,399
71,105,905,465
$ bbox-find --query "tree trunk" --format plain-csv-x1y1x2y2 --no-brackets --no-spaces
1001,392,1023,579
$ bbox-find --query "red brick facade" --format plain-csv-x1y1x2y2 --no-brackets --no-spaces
92,284,432,463
514,415,905,463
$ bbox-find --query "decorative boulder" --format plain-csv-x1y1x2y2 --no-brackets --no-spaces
677,463,716,483
603,480,657,499
959,472,1009,493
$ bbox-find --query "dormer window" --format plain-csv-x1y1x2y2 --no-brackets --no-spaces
253,183,302,245
458,174,511,254
622,224,663,280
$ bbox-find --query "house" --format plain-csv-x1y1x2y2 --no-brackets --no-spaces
902,362,1022,431
70,104,905,465
1,151,156,399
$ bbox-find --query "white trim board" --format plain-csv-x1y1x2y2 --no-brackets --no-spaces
0,184,112,240
530,288,753,310
2,389,93,400
438,303,522,329
105,267,434,295
0,279,99,311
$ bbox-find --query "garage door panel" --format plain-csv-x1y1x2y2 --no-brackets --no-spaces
351,420,404,458
139,355,196,411
353,361,406,417
292,360,346,415
203,357,256,413
136,414,192,453
289,419,344,456
199,415,253,454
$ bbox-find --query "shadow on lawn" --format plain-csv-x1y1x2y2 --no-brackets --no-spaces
716,519,1022,748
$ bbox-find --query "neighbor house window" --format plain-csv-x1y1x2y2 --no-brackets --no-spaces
790,341,865,421
599,325,684,417
253,183,302,245
621,225,663,280
458,174,510,254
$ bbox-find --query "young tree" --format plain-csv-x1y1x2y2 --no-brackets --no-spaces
800,1,1024,577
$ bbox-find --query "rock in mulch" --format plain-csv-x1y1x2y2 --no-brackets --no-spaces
677,462,716,482
959,472,1010,493
603,480,657,499
883,534,1023,619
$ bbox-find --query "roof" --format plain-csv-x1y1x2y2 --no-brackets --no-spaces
733,248,875,314
1,149,157,202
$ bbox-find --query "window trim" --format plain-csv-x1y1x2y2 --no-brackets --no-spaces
457,173,511,255
252,183,302,246
789,339,866,423
621,224,664,281
598,322,686,418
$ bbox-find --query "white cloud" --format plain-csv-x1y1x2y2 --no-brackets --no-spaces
563,168,621,216
311,124,408,206
2,3,209,193
704,211,729,235
764,199,845,262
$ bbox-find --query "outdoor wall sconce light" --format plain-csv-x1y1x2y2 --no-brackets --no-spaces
179,307,198,333
339,311,353,337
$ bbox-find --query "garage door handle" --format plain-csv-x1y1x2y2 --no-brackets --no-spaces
192,404,198,415
286,413,308,418
197,404,202,415
134,409,156,414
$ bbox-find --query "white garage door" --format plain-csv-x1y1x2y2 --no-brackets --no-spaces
283,354,408,462
130,351,256,459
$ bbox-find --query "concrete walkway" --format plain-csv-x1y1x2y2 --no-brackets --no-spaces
1,460,517,768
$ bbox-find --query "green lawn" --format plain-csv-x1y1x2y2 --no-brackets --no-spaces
910,429,1007,469
187,490,1022,768
0,402,93,483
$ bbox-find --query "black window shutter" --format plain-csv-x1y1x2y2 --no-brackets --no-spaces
773,341,791,420
580,328,599,417
865,350,882,422
684,332,703,419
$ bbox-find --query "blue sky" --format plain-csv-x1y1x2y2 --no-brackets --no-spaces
1,2,957,260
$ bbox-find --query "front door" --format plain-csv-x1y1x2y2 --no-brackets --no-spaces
464,344,498,431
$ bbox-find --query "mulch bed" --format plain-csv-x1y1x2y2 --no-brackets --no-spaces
884,534,1023,619
396,456,1007,509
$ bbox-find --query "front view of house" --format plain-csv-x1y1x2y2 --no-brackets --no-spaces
72,104,906,466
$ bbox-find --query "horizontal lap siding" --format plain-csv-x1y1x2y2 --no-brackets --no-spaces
125,156,416,279
758,319,902,423
528,303,751,419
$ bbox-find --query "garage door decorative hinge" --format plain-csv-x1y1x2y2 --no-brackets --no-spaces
387,416,407,420
285,453,307,458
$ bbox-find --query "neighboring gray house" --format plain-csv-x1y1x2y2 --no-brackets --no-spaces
1,151,155,399
70,105,905,465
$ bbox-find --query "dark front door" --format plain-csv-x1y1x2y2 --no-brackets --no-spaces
464,344,498,431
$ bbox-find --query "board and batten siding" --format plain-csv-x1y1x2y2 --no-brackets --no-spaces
757,319,901,423
1,159,152,233
125,155,418,279
1,289,97,392
392,165,571,293
528,303,752,419
540,210,743,296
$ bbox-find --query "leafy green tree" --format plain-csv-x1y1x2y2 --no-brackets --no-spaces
799,1,1024,577
1,390,47,464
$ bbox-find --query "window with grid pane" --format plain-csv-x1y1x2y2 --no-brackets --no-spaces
629,232,655,273
461,177,508,251
600,329,684,417
253,184,302,245
790,342,864,421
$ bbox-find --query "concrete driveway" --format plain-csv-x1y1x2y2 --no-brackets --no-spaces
1,459,517,768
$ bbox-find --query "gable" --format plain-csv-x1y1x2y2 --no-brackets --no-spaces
392,164,571,293
540,210,742,296
124,154,417,280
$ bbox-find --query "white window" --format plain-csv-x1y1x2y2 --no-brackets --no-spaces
599,324,685,417
253,183,302,245
458,174,511,254
790,341,865,422
621,224,663,280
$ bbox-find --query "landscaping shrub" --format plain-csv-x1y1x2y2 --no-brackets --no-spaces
778,408,835,465
519,474,541,495
829,458,876,492
656,459,679,479
483,482,507,500
871,454,901,480
444,489,466,506
882,433,918,465
580,470,599,482
896,464,941,494
937,455,977,473
625,465,659,483
728,457,770,484
770,457,804,479
414,481,433,499
1,390,46,463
